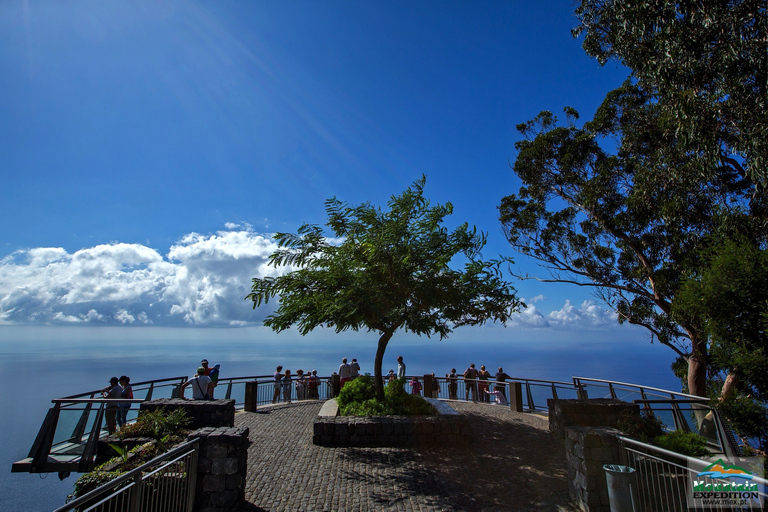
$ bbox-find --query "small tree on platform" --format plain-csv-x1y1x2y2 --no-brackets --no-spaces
247,177,522,401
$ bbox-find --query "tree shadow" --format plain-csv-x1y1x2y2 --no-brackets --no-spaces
337,409,572,511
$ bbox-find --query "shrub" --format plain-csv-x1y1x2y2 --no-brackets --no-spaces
653,430,710,457
114,407,190,442
338,377,435,416
617,409,665,442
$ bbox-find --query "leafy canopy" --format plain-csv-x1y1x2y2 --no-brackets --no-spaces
248,176,521,400
574,0,767,185
499,83,764,398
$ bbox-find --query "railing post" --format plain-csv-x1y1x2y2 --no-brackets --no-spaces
330,374,340,398
78,404,105,473
244,380,258,412
186,441,199,512
224,381,233,400
525,381,535,411
508,382,524,412
129,471,143,512
29,404,62,471
70,403,93,443
144,382,154,401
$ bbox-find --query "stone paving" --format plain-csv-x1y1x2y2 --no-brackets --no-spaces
235,401,575,512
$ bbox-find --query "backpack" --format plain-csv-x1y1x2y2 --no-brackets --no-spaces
209,364,220,384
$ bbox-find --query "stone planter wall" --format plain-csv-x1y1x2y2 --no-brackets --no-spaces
187,426,250,512
549,399,637,512
313,398,471,447
564,426,622,512
140,398,235,429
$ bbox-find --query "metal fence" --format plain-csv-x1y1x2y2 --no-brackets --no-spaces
53,440,199,512
619,436,767,511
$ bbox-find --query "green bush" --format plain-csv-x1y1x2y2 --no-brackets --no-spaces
114,407,190,442
337,377,435,416
653,430,710,457
617,409,665,443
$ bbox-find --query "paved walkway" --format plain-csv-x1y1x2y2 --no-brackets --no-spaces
235,401,575,512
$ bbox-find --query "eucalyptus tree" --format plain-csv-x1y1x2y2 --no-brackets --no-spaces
248,177,522,401
574,0,767,185
499,84,764,399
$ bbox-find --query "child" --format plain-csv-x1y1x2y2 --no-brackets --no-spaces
410,377,422,396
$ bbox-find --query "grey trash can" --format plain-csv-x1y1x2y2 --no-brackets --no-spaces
603,464,638,512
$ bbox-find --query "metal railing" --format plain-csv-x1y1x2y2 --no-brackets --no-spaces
53,440,199,512
14,371,748,475
619,436,767,511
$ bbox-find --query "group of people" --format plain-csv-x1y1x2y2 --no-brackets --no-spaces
338,357,360,388
271,366,322,403
101,375,133,435
390,357,512,403
455,364,511,402
180,358,221,401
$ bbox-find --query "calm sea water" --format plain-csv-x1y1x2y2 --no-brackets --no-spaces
1,326,681,511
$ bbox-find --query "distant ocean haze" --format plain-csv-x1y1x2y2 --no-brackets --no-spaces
0,324,680,511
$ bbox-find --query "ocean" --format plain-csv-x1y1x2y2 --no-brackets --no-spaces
0,325,681,511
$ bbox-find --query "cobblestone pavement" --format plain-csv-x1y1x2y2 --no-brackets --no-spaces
235,401,575,512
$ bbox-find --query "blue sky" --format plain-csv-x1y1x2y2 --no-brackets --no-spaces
0,1,634,334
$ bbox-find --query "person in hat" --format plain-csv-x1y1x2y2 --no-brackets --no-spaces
200,359,218,398
101,377,121,434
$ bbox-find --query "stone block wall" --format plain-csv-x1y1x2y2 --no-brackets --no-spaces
187,426,250,512
548,398,637,439
313,398,471,447
564,426,622,512
140,398,235,429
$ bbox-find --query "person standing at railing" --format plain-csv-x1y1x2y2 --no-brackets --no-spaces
494,367,511,399
446,369,458,400
463,364,478,402
478,365,491,403
282,369,292,403
430,373,440,398
387,369,396,383
397,356,406,379
272,366,283,403
180,367,213,400
410,377,422,396
117,376,133,430
339,358,352,388
296,370,306,400
308,370,319,399
350,358,360,380
102,377,121,435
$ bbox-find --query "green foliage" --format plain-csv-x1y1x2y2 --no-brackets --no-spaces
114,407,190,443
108,443,128,470
617,409,665,443
653,430,711,458
338,378,435,416
248,177,522,400
573,0,767,185
68,471,124,503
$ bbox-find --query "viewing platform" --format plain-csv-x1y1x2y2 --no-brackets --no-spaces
14,373,757,511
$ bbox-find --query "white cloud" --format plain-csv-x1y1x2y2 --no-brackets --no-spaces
547,300,617,328
0,226,283,326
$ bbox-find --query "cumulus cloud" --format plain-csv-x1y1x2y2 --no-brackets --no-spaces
0,224,620,330
0,226,283,326
510,299,617,330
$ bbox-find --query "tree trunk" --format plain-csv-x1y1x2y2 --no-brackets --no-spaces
687,337,709,398
374,331,393,402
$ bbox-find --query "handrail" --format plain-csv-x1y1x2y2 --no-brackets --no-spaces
572,376,705,400
54,439,199,512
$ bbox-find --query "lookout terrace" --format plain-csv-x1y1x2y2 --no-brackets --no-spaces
13,371,767,512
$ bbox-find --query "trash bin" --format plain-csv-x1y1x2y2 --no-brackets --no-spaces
603,464,638,512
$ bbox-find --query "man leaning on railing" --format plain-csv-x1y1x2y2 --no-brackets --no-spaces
180,367,214,400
